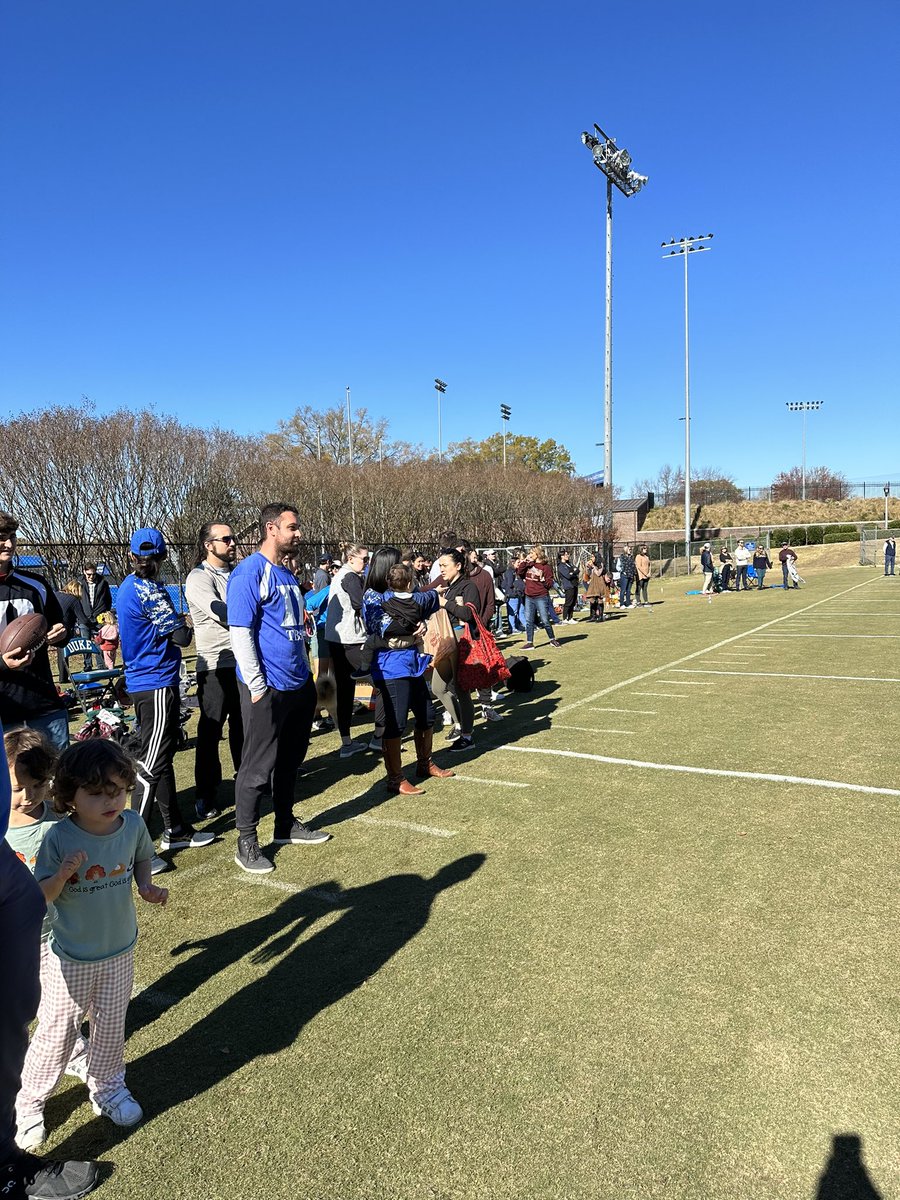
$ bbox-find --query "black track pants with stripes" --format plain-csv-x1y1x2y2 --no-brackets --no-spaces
130,685,186,837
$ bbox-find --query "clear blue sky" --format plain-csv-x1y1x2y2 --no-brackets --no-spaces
2,0,899,493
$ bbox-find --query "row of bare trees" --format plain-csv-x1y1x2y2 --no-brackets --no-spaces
1,404,611,576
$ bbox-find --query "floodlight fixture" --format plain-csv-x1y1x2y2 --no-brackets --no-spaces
580,119,648,497
500,404,511,468
434,379,448,462
662,234,715,573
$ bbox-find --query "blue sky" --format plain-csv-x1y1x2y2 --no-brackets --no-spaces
2,1,899,494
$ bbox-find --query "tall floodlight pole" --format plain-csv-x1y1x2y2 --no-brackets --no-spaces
581,123,648,496
500,404,511,469
662,234,714,573
785,401,823,500
346,385,357,539
884,483,891,530
435,378,447,462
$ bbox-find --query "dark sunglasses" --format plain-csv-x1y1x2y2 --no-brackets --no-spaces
210,535,235,545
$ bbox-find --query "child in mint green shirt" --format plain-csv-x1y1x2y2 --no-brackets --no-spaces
15,739,169,1152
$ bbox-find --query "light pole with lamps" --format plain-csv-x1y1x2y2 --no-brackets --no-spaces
580,123,648,497
785,401,823,500
434,379,447,462
885,483,891,530
346,385,357,539
662,233,714,573
500,404,511,469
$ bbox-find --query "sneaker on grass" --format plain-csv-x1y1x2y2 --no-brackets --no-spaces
64,1049,88,1083
368,735,383,752
15,1113,45,1153
159,828,216,851
4,1154,100,1200
442,711,454,727
235,835,274,874
272,820,331,846
549,639,562,648
449,735,474,754
90,1086,142,1127
481,706,503,722
521,642,534,650
149,855,170,876
195,800,221,821
339,739,368,759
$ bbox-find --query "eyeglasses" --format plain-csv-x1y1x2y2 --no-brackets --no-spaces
211,536,235,545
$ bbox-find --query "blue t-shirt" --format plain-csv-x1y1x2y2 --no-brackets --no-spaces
116,573,184,693
227,553,310,692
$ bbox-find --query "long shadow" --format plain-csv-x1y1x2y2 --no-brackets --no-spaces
814,1134,883,1199
48,854,486,1161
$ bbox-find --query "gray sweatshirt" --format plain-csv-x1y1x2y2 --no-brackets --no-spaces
185,563,235,672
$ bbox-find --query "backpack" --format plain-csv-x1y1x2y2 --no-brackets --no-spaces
504,655,535,693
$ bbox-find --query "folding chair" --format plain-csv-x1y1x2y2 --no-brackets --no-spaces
63,638,127,715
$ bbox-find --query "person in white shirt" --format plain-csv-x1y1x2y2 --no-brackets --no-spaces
733,540,753,591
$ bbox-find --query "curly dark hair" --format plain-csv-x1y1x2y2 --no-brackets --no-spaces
53,739,137,815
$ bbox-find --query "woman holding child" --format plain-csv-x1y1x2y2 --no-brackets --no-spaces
362,547,454,795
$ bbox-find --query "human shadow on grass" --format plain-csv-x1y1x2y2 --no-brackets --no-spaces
814,1134,883,1199
48,853,486,1161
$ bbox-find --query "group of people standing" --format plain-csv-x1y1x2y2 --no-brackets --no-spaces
699,540,801,594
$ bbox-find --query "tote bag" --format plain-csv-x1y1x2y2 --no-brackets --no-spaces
456,604,511,692
423,607,457,667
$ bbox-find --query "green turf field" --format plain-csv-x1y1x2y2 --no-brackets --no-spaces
39,566,898,1199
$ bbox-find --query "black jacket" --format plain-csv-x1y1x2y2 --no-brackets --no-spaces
557,561,578,590
55,591,91,638
81,575,113,624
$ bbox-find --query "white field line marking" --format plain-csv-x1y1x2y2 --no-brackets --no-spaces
655,680,715,686
551,724,636,735
802,612,900,617
590,707,657,715
452,774,529,788
556,574,878,716
351,814,457,838
501,746,900,798
675,669,900,684
233,875,342,902
632,692,691,698
168,862,216,883
753,633,900,639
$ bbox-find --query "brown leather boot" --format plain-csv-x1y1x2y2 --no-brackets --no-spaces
414,728,455,780
383,738,424,795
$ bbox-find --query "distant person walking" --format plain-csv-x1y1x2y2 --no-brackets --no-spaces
700,543,714,594
884,536,896,576
779,542,799,589
753,544,772,589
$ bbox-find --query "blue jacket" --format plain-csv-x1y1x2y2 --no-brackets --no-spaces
362,589,439,681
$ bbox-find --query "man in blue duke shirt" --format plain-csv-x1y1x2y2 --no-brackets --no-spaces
228,504,331,875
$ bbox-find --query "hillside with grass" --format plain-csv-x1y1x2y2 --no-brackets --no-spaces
643,495,900,532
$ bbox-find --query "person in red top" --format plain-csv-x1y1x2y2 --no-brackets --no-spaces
516,545,560,650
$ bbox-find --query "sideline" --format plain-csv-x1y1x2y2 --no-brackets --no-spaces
501,746,900,798
752,633,900,639
556,574,879,716
452,774,529,788
551,723,636,735
351,813,457,838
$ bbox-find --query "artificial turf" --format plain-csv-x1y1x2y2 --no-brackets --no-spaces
35,564,898,1198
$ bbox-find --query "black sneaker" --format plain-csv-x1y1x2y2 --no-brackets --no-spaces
4,1153,100,1200
272,820,331,846
234,835,274,874
448,735,474,754
195,800,221,821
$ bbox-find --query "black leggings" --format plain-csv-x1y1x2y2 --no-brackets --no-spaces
562,588,578,620
326,640,385,737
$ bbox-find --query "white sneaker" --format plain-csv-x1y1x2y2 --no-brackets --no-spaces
442,711,454,727
159,829,215,850
490,690,503,702
15,1112,45,1151
92,1085,143,1127
482,706,503,722
65,1048,89,1082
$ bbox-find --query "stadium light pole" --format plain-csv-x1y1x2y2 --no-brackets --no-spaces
500,404,511,469
885,483,891,530
785,401,823,500
346,385,357,539
435,379,447,463
580,123,648,498
662,234,714,572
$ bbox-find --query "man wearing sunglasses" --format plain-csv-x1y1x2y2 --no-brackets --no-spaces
185,522,244,823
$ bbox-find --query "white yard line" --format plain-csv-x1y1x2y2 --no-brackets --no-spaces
655,680,715,686
556,574,878,716
673,668,900,684
166,862,216,883
501,746,900,798
551,723,636,735
632,691,691,699
753,633,900,639
590,707,657,715
351,814,457,838
452,774,529,788
233,875,343,902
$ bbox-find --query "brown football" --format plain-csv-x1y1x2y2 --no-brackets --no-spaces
0,613,49,657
